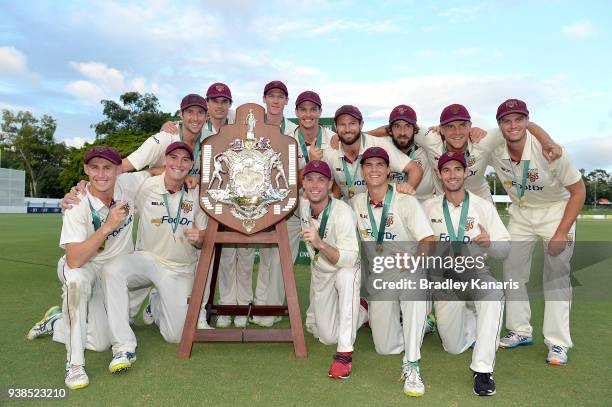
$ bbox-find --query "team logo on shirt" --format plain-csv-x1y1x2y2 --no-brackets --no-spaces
467,156,476,167
152,136,160,144
151,218,162,226
430,218,443,223
465,217,475,231
385,213,394,227
527,168,539,182
359,213,369,219
500,166,512,174
151,201,164,206
359,228,369,239
182,201,194,214
503,180,513,188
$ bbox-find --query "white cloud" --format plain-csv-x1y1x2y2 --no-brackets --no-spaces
254,17,401,39
439,5,482,23
69,61,125,93
562,20,595,39
0,46,27,75
62,136,90,148
565,137,612,171
65,80,105,104
416,49,440,58
452,47,480,58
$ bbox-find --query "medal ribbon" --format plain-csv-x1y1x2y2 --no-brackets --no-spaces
280,117,286,134
88,197,116,231
510,160,530,202
311,198,332,258
341,134,366,192
179,123,200,175
162,190,185,235
297,126,322,163
442,191,470,242
366,185,393,246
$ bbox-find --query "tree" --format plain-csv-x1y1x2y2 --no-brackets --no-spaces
93,92,175,138
1,109,71,197
585,169,611,204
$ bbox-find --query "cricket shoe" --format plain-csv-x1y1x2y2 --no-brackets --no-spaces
401,361,425,397
250,316,282,328
65,364,89,390
546,345,568,366
143,303,154,325
328,352,352,379
197,309,214,330
216,315,232,328
27,305,62,340
424,313,436,335
109,352,136,373
473,372,496,396
499,331,533,349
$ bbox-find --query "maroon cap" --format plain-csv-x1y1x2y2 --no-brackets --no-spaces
496,98,529,120
295,90,322,108
165,141,194,160
360,147,389,166
437,151,467,170
440,104,471,125
303,160,332,179
263,80,288,97
206,82,232,102
389,104,417,125
180,94,207,111
84,146,122,165
334,105,363,122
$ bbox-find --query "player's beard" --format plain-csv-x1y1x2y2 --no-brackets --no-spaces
339,130,361,146
392,135,413,152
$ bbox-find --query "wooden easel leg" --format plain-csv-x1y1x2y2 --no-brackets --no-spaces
276,220,308,358
205,243,223,323
178,219,219,359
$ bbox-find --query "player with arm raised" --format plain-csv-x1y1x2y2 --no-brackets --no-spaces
490,99,585,366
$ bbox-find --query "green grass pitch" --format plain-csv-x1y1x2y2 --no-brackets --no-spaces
0,214,611,406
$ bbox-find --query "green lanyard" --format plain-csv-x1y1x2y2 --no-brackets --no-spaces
311,198,332,261
207,118,228,133
179,124,200,175
366,185,394,252
88,198,104,231
510,160,530,206
341,135,366,194
280,117,286,134
442,192,470,242
297,126,322,163
162,190,185,236
408,143,415,159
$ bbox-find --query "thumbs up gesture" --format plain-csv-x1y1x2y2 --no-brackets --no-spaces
302,218,323,250
472,223,491,248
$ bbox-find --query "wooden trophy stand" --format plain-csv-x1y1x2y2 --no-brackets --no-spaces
178,103,307,359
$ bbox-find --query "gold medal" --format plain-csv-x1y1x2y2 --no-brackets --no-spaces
376,243,383,254
519,196,525,207
348,186,355,198
313,253,319,262
98,240,106,252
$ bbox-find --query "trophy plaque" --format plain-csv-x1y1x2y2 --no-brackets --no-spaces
179,103,307,359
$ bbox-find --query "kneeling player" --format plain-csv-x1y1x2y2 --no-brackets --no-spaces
422,152,510,396
28,147,148,389
101,142,207,373
300,160,363,379
351,147,434,397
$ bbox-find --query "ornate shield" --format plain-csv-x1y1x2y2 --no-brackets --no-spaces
199,103,298,235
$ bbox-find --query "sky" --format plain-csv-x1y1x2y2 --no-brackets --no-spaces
1,0,611,171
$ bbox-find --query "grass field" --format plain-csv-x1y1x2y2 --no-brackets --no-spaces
1,214,611,406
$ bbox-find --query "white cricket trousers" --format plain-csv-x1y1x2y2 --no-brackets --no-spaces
434,296,504,372
52,257,110,366
102,252,196,354
308,264,361,352
504,201,574,348
255,214,302,309
218,245,256,306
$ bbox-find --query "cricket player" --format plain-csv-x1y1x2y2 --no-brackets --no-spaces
27,146,148,389
322,105,423,202
102,142,207,373
385,105,436,202
490,99,585,365
252,81,302,327
416,104,562,202
351,147,434,397
299,160,362,379
421,152,510,396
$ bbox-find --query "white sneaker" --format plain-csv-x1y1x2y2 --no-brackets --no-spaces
197,309,214,329
401,361,425,397
250,316,282,327
216,315,232,328
27,306,62,340
546,345,568,365
65,364,89,390
234,316,248,327
109,352,136,373
142,303,154,325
